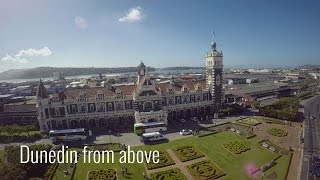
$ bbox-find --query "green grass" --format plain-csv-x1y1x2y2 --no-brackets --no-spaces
146,151,175,170
53,148,83,180
258,117,285,125
64,131,290,180
187,160,225,179
173,145,204,162
0,130,41,136
237,118,261,126
0,149,4,169
150,168,186,180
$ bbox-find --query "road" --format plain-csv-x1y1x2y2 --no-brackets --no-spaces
300,95,320,180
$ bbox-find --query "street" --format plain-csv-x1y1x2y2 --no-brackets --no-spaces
300,95,320,180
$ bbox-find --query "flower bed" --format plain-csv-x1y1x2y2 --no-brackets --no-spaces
150,168,186,180
173,145,205,162
187,160,225,179
146,151,175,170
223,141,250,154
267,128,288,137
87,169,117,180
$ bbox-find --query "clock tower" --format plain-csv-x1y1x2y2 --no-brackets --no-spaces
137,61,146,84
205,31,223,117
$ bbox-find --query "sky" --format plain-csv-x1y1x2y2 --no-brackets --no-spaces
0,0,320,72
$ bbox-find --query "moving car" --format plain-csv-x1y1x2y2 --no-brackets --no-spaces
310,115,316,119
180,129,193,135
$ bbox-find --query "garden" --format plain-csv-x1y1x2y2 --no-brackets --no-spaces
267,128,288,137
150,168,186,180
236,117,261,126
87,169,117,180
59,131,291,180
146,151,175,170
187,160,225,179
0,124,41,143
173,145,205,162
93,143,126,152
223,141,250,154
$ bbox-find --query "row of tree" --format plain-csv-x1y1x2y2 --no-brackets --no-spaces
0,144,53,180
259,97,299,121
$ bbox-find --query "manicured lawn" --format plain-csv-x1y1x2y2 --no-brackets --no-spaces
0,149,4,169
173,145,204,162
69,131,289,180
223,141,250,154
237,118,261,126
150,168,186,180
146,151,175,170
187,160,225,179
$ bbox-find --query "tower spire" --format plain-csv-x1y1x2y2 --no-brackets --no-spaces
211,29,217,51
36,79,48,98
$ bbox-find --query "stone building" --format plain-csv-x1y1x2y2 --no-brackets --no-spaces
36,36,224,132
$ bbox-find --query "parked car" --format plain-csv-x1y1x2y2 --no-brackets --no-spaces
310,115,316,119
180,119,186,123
180,129,193,135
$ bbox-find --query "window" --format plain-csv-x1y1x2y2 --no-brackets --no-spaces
125,101,132,109
89,104,95,112
108,102,113,111
144,102,153,111
71,105,77,113
116,101,123,110
97,94,104,100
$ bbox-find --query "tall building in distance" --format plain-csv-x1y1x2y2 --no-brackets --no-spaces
205,32,223,117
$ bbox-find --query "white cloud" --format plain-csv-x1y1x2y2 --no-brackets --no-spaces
74,16,89,29
1,46,52,64
119,6,144,23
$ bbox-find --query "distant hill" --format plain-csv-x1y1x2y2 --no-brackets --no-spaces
0,66,156,80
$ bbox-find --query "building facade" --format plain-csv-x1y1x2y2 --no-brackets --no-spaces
36,37,223,132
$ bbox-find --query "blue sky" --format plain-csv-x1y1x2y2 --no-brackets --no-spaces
0,0,319,71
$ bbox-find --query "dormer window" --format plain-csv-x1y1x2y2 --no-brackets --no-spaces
79,94,87,102
97,94,104,100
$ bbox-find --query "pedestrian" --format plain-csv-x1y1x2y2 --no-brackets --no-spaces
125,167,128,174
142,172,145,178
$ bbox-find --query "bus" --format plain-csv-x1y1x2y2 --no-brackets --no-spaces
140,132,168,144
49,128,88,142
134,122,167,135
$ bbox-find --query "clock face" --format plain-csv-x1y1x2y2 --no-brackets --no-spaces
140,68,145,75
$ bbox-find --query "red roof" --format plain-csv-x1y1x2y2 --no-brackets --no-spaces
3,104,37,112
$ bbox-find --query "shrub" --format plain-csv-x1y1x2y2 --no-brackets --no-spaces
187,160,225,179
173,145,204,162
146,151,175,170
223,141,250,154
150,168,186,180
87,169,117,180
267,128,288,137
